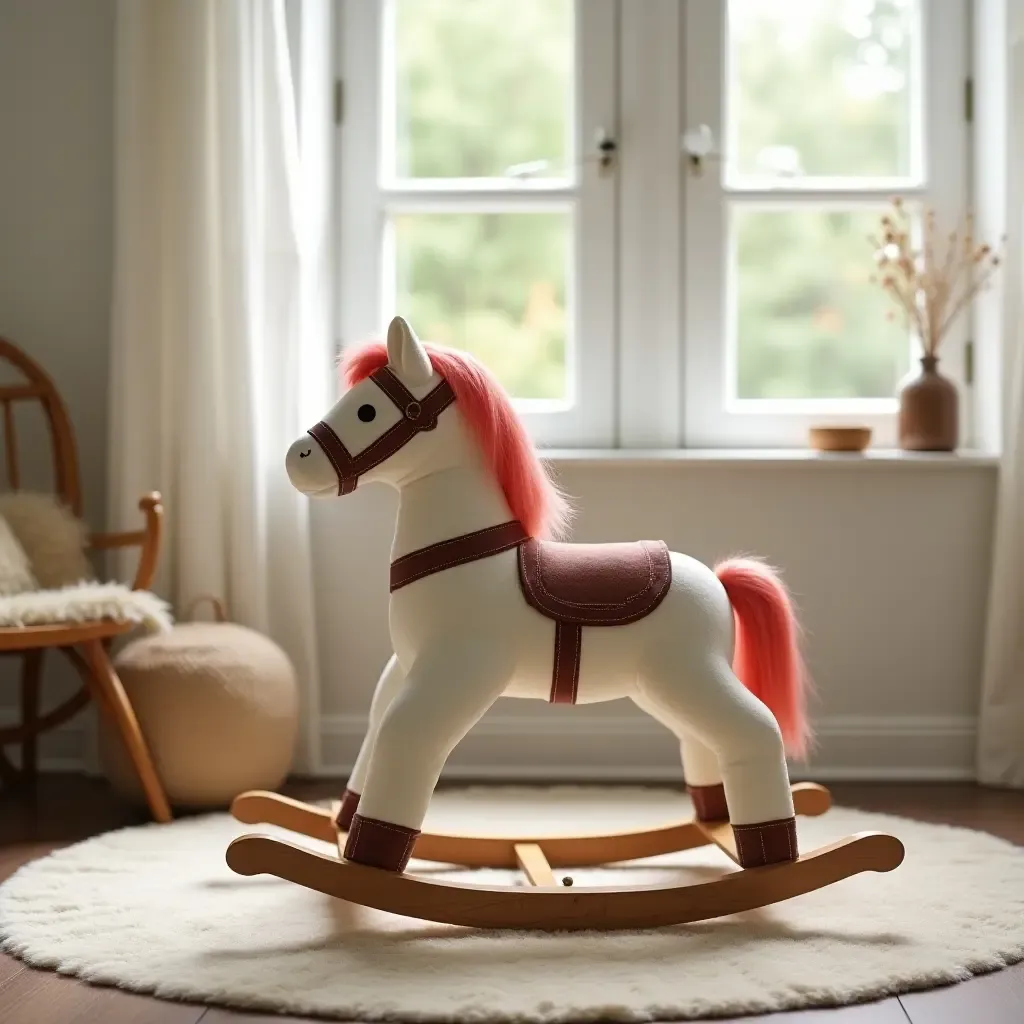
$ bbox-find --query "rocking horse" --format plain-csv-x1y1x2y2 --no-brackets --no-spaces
226,316,905,930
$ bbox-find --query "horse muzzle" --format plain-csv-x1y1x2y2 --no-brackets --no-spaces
285,435,343,496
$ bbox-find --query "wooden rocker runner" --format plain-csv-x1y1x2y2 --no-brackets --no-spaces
225,316,906,929
228,783,904,931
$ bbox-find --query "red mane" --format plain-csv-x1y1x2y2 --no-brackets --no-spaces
342,341,570,539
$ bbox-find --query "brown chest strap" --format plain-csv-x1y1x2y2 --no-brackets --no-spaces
389,521,529,592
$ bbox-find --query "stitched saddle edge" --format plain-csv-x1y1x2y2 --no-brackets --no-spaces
518,539,673,626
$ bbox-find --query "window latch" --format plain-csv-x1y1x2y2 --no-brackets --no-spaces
504,130,617,180
593,128,617,174
682,124,721,176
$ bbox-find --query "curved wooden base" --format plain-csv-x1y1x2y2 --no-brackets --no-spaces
226,828,904,931
226,783,904,930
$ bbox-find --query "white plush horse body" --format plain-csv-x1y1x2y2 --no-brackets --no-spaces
287,317,811,873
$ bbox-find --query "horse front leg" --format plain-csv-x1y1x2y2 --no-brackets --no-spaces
336,653,406,830
344,640,510,872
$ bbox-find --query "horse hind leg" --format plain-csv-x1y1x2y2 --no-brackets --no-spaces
680,735,730,821
632,690,729,821
639,655,797,868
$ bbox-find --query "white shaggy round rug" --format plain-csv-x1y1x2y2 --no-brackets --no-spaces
2,787,1024,1022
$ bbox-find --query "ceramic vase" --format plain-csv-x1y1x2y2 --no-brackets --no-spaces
897,354,958,452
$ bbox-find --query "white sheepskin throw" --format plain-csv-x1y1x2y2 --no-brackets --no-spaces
0,493,171,633
0,582,172,633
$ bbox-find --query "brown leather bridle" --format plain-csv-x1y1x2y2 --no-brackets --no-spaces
307,365,456,495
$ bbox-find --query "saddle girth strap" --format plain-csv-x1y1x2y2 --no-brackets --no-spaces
389,520,530,592
551,622,582,704
387,520,585,707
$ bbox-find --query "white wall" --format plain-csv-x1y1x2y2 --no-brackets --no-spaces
0,1,999,781
313,457,996,781
0,0,116,765
0,0,115,515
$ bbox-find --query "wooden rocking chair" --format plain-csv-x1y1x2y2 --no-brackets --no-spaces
0,337,172,822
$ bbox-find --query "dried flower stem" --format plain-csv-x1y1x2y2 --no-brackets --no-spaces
869,200,1004,357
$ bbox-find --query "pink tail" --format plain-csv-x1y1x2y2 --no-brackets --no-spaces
715,557,812,759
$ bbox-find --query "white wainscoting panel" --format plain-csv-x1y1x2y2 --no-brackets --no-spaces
6,711,976,781
318,712,978,782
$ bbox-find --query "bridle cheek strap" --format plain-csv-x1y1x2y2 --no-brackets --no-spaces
307,366,456,496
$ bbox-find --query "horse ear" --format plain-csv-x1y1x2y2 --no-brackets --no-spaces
386,316,433,386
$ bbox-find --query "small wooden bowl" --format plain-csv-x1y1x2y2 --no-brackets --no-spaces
808,426,872,453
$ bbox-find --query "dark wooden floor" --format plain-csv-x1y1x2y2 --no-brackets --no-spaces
1,777,1023,1023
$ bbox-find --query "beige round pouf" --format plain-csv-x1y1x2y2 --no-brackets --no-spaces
100,621,299,809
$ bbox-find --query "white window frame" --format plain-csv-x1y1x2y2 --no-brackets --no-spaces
333,0,976,451
334,0,618,447
678,0,971,448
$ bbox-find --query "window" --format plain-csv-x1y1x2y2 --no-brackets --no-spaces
337,0,616,446
682,0,969,446
336,0,970,448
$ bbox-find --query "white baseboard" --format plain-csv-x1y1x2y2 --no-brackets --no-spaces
3,708,977,782
317,711,978,782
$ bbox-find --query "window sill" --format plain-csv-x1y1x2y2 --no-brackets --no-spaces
540,448,999,469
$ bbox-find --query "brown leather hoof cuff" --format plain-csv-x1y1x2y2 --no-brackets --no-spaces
733,816,798,868
688,782,729,821
334,789,360,831
343,814,420,872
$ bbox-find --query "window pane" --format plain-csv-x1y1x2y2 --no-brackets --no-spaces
733,207,909,400
392,0,573,179
728,0,918,181
392,212,569,401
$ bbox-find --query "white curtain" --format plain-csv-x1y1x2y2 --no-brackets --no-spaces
108,0,331,772
978,21,1024,787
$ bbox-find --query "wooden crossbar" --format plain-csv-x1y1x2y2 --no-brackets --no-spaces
514,843,556,886
0,384,46,401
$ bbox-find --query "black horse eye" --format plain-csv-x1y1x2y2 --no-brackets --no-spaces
357,403,376,423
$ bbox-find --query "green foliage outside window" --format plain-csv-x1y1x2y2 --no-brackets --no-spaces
393,0,916,402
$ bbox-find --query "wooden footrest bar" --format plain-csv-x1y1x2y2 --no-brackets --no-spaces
515,843,556,886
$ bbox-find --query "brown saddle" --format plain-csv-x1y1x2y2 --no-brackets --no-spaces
517,538,672,704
